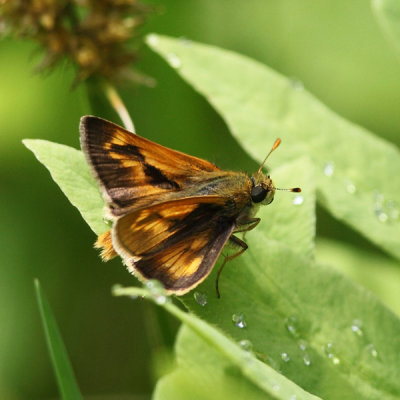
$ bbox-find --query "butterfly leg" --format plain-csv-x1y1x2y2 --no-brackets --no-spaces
216,235,248,298
234,217,260,240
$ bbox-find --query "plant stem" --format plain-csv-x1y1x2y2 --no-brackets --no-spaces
103,82,135,132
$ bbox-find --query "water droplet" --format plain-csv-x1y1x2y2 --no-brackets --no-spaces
303,353,311,366
375,208,389,223
194,291,207,306
323,162,335,177
145,280,168,304
272,383,280,392
351,319,363,336
147,34,159,46
366,343,378,358
323,342,340,365
290,78,304,91
284,315,300,338
258,354,280,371
292,195,304,205
298,339,307,351
166,53,182,69
232,313,247,328
281,352,290,362
345,179,357,194
243,351,255,366
239,339,253,352
373,192,399,223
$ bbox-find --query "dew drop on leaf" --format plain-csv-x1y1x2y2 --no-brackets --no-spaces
145,280,168,304
323,342,340,365
194,291,207,306
366,343,378,358
284,315,300,338
298,339,307,351
272,383,280,392
303,353,311,366
345,179,356,194
292,195,304,205
351,319,363,337
323,162,335,177
238,339,253,352
232,313,247,328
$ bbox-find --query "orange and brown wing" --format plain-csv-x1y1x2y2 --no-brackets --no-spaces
80,116,220,213
112,196,236,294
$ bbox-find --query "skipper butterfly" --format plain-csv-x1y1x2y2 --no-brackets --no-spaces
80,116,300,297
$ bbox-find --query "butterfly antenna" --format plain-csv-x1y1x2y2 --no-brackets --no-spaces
257,138,282,174
276,187,302,192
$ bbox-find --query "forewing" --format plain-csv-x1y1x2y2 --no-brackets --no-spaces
80,116,220,212
112,197,236,294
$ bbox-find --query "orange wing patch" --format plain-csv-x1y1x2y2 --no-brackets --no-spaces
80,116,221,213
112,197,235,294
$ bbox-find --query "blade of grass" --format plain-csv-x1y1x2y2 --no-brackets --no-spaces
34,279,83,400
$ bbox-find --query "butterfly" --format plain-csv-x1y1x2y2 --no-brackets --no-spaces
80,116,300,297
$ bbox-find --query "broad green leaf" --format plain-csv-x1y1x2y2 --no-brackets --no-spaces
372,0,400,56
146,34,400,260
23,139,107,235
167,159,398,399
181,240,400,399
316,238,400,316
255,157,316,260
113,286,322,400
25,135,400,398
35,280,83,400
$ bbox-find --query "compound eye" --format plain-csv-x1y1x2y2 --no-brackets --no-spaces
251,185,267,203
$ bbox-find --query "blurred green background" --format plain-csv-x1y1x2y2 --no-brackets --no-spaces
1,1,399,399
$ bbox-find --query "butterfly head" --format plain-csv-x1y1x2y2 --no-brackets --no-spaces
251,138,301,205
250,173,275,205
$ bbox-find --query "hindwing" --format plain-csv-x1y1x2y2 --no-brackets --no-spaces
112,196,236,294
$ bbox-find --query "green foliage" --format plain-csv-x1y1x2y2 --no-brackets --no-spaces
23,139,108,235
146,34,400,261
114,286,322,400
372,0,400,56
35,280,82,400
24,36,400,400
316,238,400,316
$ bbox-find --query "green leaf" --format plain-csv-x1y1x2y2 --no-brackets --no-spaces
181,243,400,399
23,139,108,235
176,159,397,399
113,286,322,400
35,280,83,400
255,157,316,260
146,34,400,260
372,0,400,56
316,238,400,316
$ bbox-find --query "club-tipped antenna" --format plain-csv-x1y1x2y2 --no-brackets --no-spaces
276,187,302,192
257,138,281,174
